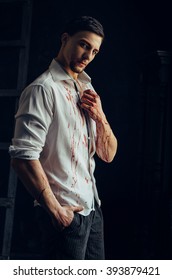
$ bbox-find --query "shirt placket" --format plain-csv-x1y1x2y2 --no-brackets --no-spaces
73,80,95,210
73,80,91,153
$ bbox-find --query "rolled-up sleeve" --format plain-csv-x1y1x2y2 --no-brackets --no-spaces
9,84,54,160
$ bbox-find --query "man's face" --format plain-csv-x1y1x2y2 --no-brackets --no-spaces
61,31,102,76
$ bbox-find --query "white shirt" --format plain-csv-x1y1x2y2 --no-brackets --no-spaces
9,59,101,215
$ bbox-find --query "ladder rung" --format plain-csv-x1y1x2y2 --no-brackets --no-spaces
0,198,14,208
0,0,28,3
0,143,10,150
0,89,20,96
0,40,25,48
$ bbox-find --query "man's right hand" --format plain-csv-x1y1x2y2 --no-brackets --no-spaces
52,205,84,231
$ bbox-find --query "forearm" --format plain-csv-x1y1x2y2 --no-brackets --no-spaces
11,158,83,229
96,116,117,162
11,158,62,219
80,89,117,162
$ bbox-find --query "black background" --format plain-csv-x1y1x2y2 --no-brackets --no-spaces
1,0,172,259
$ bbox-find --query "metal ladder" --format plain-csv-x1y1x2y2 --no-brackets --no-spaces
0,0,32,259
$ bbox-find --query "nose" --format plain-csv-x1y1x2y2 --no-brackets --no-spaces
83,50,93,61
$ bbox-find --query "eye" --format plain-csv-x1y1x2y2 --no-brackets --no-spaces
80,42,89,50
93,50,98,55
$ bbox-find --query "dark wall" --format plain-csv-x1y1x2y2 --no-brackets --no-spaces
2,0,172,259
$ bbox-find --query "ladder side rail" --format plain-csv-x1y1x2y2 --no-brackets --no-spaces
0,0,33,259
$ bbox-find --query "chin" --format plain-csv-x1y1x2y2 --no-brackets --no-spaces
73,67,83,74
71,62,85,73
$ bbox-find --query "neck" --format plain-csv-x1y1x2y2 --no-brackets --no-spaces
55,57,78,80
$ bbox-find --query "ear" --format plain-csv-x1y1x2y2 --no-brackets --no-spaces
61,33,69,45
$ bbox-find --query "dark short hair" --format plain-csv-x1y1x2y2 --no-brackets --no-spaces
61,16,104,40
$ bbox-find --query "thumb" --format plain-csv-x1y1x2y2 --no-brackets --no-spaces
72,205,84,213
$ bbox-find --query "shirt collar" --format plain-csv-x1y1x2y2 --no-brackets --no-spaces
49,59,91,84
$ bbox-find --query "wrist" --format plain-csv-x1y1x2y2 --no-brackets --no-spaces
96,116,109,129
38,187,63,218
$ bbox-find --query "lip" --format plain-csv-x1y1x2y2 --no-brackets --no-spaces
77,62,87,67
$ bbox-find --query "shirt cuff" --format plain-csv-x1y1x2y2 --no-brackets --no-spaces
9,145,40,160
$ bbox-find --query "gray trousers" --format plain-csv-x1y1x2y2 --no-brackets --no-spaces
35,202,105,260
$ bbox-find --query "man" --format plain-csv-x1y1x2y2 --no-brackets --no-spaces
9,16,117,259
